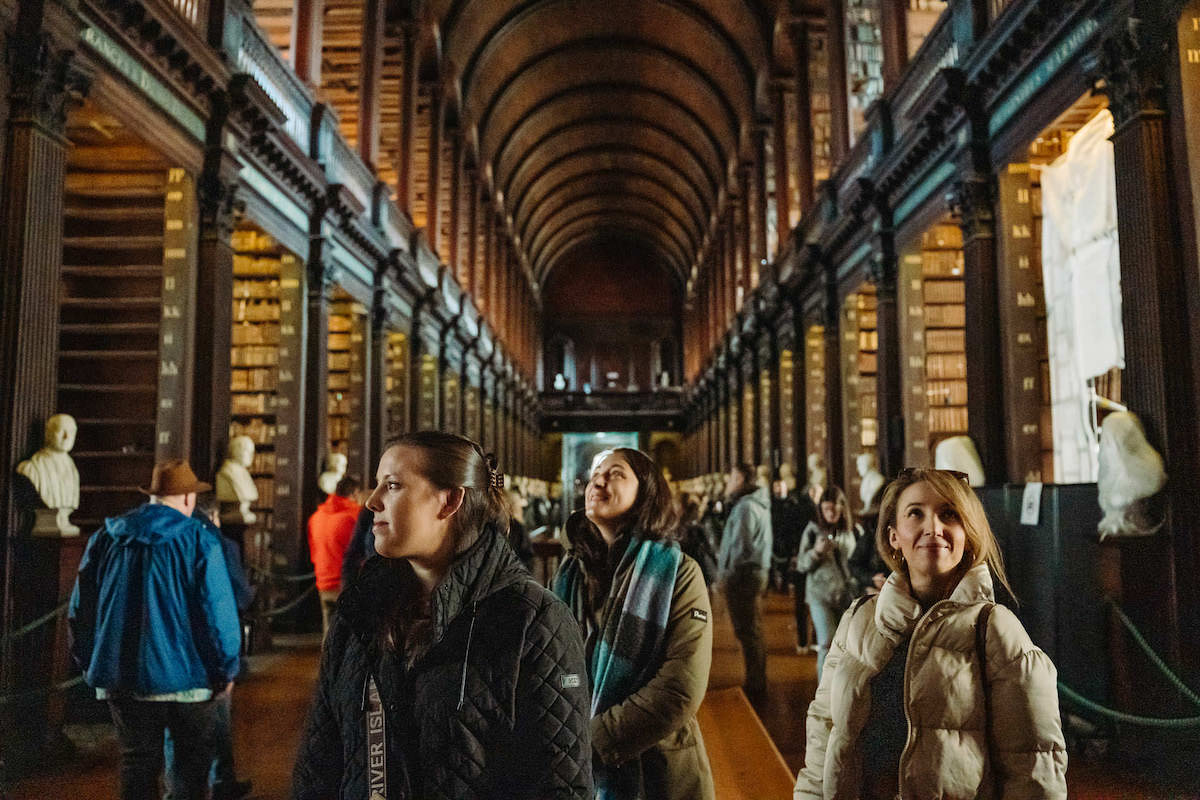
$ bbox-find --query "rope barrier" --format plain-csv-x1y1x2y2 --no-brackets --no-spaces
0,600,70,647
250,566,316,583
1105,597,1200,711
0,675,85,707
259,583,317,618
1058,682,1200,729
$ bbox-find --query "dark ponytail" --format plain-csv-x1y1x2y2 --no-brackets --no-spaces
383,431,510,552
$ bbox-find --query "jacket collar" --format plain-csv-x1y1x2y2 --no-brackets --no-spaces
874,562,995,643
340,525,527,643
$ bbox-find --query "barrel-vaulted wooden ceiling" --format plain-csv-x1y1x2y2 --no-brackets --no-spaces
256,0,814,294
435,0,789,288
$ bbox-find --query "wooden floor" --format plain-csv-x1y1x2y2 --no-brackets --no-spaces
8,591,1194,799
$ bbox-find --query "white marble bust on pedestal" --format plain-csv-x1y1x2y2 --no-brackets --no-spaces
318,452,348,496
856,452,885,513
217,435,258,525
1098,411,1166,540
17,414,81,536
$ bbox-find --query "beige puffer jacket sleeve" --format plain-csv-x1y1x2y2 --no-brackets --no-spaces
794,602,858,799
984,604,1068,799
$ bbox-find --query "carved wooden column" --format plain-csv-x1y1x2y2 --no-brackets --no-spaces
820,255,846,489
770,82,793,235
880,0,909,89
751,127,770,279
397,21,418,210
300,241,333,568
357,0,384,168
868,225,903,478
368,280,388,471
291,0,323,86
789,20,816,216
0,23,90,759
426,85,445,252
951,172,1007,485
1100,6,1199,700
192,97,239,478
825,0,851,165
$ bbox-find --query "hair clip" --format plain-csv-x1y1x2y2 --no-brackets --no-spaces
490,467,505,490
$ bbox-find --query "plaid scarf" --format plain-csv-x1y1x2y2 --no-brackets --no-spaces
553,534,682,799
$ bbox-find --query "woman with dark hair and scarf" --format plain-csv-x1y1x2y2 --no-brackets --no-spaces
553,448,714,800
293,431,593,800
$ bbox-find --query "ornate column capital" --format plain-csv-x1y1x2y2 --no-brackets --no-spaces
7,33,92,133
1095,14,1173,127
947,173,996,242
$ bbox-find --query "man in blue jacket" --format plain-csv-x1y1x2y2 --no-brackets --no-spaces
69,459,241,800
717,462,773,705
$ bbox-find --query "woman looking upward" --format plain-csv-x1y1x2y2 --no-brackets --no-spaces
795,467,1067,800
554,448,715,800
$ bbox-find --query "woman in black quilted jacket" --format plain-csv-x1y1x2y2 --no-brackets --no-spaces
292,431,593,800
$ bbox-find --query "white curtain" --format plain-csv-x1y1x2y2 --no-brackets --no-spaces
1039,109,1124,483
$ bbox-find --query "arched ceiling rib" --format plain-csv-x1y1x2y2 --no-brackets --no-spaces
431,0,771,286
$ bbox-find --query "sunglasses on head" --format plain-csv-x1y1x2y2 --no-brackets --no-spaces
897,467,970,485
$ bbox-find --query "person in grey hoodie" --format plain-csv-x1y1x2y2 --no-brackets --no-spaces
716,463,773,704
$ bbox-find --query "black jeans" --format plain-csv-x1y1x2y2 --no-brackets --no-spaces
107,696,218,800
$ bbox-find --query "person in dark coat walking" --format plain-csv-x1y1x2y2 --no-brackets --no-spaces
292,431,593,800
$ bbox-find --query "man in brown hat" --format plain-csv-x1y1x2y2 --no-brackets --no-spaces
69,459,242,800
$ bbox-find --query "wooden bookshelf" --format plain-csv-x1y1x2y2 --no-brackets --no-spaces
385,331,409,438
846,0,884,140
442,363,461,435
230,226,287,541
328,296,367,478
57,157,168,528
779,346,797,471
921,224,969,449
803,326,826,472
842,286,877,502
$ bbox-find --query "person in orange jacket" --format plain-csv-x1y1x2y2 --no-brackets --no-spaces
308,474,361,637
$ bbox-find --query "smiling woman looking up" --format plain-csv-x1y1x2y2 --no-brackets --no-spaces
553,448,715,800
293,431,593,800
794,467,1068,800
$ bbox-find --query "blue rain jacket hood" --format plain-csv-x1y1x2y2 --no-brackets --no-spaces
69,502,242,695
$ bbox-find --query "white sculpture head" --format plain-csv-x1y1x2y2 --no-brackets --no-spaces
934,435,986,487
227,435,255,468
326,452,348,475
45,414,77,454
856,451,878,478
1098,411,1167,539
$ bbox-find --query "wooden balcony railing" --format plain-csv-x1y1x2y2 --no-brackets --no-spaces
236,15,313,149
891,9,961,125
988,0,1016,24
167,0,205,27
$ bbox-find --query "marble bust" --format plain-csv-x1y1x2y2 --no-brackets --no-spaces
856,452,885,513
318,452,348,496
934,435,987,487
1098,411,1166,540
217,435,259,526
17,413,81,536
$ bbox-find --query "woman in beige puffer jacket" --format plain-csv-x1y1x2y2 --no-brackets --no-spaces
794,468,1068,800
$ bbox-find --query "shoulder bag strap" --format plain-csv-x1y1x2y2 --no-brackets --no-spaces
975,602,997,798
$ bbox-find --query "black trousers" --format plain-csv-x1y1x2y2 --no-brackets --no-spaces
107,696,218,800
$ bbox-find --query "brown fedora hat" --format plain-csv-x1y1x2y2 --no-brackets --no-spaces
141,459,212,496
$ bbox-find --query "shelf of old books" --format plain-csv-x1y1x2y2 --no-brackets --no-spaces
778,346,797,471
229,224,304,568
442,362,461,435
842,285,877,503
899,222,968,466
385,331,409,439
804,324,827,475
328,292,368,480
